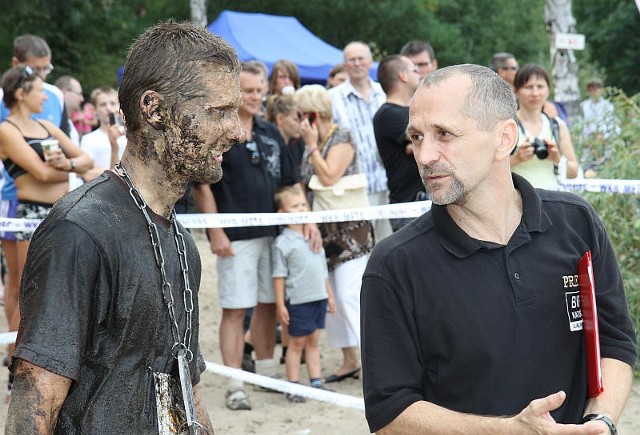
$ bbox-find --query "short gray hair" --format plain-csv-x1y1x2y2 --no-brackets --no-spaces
420,64,517,131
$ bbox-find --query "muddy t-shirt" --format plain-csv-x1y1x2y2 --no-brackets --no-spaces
14,171,205,434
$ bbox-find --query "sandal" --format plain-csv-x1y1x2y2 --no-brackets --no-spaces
286,393,305,403
225,389,252,411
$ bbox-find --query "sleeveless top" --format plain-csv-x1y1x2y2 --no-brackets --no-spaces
2,119,54,179
512,113,559,189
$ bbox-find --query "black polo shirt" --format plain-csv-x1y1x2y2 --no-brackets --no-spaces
212,116,299,241
361,174,637,433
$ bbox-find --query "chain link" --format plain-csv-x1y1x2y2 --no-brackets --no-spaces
115,163,194,361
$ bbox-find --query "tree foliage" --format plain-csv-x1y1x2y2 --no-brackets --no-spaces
574,0,640,95
572,91,640,369
0,1,636,96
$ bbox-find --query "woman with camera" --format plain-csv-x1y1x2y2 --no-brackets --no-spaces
510,64,579,188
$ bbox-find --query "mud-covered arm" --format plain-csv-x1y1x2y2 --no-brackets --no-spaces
194,384,214,434
5,359,72,434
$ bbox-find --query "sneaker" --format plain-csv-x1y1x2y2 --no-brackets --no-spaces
225,388,251,411
285,393,305,403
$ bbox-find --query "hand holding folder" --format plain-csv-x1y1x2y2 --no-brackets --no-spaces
578,251,604,398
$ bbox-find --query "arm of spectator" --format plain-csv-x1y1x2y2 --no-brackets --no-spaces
107,123,125,169
307,142,355,187
191,183,233,257
43,120,94,176
0,123,69,183
5,359,72,434
556,120,579,178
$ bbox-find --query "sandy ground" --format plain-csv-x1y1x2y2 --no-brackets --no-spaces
0,228,638,434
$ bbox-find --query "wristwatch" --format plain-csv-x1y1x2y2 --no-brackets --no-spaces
69,159,76,172
581,414,617,435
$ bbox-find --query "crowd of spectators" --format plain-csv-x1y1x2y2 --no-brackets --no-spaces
0,30,626,415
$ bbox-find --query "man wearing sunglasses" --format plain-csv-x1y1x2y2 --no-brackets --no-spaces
490,52,519,91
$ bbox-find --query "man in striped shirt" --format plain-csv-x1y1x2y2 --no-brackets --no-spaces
328,41,392,243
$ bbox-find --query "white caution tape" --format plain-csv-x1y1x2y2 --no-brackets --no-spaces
0,201,431,231
178,201,430,228
0,178,638,232
0,330,365,410
204,361,365,410
556,178,640,195
0,331,17,345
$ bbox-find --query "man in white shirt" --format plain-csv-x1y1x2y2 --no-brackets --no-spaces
80,87,127,180
328,41,391,243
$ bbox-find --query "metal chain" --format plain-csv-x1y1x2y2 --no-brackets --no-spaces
115,163,194,361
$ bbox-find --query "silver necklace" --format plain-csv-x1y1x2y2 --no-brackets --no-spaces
114,163,203,434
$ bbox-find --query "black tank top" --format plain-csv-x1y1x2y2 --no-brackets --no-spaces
2,119,54,179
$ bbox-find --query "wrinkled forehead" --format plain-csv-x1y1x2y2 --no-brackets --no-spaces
411,75,470,108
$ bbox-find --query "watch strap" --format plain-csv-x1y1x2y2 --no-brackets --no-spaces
581,413,617,435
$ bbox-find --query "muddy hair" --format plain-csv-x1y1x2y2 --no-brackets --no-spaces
118,21,240,137
1,65,39,109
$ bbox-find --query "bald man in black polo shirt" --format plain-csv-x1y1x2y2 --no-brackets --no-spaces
361,64,636,435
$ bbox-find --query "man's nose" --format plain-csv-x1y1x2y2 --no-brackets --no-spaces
414,139,441,167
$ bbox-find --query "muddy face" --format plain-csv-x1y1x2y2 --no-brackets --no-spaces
161,72,243,184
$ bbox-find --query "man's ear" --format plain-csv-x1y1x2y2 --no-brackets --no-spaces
495,119,518,161
139,90,164,130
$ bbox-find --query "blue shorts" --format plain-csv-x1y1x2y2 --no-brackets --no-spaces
286,299,328,337
0,199,19,241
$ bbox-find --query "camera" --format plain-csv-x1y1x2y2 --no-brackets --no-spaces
108,112,116,126
530,138,549,160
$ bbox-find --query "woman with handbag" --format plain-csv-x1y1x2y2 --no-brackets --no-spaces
294,85,373,383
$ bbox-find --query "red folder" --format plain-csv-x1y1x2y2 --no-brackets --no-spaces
578,251,604,398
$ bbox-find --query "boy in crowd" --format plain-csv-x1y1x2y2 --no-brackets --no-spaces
272,186,336,403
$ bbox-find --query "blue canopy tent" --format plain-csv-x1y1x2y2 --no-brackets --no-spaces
208,10,374,84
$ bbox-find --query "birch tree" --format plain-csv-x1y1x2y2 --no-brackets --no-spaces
190,0,207,27
544,0,580,118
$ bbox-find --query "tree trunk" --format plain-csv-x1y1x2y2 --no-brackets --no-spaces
544,0,580,121
190,0,207,27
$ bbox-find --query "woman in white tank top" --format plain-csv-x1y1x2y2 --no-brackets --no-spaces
510,64,579,189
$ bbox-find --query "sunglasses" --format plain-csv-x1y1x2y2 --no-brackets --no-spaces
501,66,519,71
245,141,260,166
20,65,36,80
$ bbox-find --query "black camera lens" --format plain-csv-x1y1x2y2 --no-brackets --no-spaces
530,138,548,160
